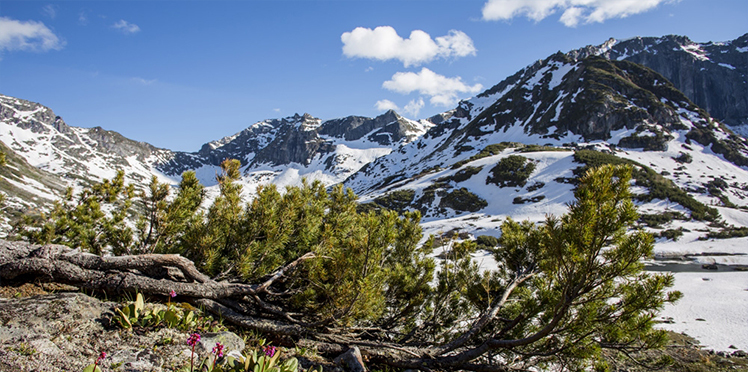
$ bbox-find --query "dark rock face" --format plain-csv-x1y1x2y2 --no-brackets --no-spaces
319,110,420,145
437,54,695,149
253,120,334,166
159,110,423,175
569,34,748,129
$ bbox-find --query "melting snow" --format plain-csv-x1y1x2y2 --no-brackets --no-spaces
680,44,710,61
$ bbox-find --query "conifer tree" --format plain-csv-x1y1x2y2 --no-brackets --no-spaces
6,163,680,371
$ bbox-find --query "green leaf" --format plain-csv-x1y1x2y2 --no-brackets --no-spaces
134,293,144,318
280,357,298,372
82,364,102,372
164,309,179,327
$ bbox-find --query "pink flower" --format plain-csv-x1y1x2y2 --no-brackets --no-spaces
94,351,106,367
187,333,201,347
212,342,225,358
264,345,277,357
169,290,177,298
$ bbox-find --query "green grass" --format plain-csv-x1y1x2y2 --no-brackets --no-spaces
658,228,685,241
517,144,571,153
639,211,688,228
371,189,416,213
701,226,748,240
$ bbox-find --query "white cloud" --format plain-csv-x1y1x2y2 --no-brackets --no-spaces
382,68,483,107
131,77,156,85
375,99,399,112
273,108,281,113
482,0,673,26
78,10,89,25
341,26,476,67
0,17,64,52
403,98,425,117
112,19,140,34
42,5,57,19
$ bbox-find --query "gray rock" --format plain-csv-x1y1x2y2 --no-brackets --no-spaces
0,291,200,372
196,331,245,360
569,33,748,131
334,346,367,372
110,348,163,372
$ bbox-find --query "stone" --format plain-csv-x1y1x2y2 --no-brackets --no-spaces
196,331,245,360
334,346,367,372
0,291,207,372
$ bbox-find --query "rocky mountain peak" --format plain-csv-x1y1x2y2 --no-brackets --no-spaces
567,33,748,133
0,94,71,135
318,109,421,145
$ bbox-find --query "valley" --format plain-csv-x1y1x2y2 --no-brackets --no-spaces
1,33,747,356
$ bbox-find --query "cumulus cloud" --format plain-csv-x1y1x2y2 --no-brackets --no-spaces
0,17,64,52
403,98,425,117
482,0,672,27
112,19,140,34
341,26,476,67
382,68,483,107
375,99,399,112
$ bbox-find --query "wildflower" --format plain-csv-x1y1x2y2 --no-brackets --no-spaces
92,351,106,370
187,333,201,347
211,342,225,370
212,342,225,358
170,290,177,298
264,345,277,357
187,333,200,372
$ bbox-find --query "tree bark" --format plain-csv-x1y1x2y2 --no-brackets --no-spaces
0,240,533,372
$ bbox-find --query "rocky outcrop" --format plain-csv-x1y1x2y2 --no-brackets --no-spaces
158,111,425,175
435,54,697,150
0,291,249,372
0,95,71,135
319,110,422,145
569,33,748,132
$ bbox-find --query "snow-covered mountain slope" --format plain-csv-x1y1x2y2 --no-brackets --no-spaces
2,34,748,352
569,33,748,135
346,53,748,196
0,94,430,205
0,94,177,192
342,52,748,352
155,109,430,200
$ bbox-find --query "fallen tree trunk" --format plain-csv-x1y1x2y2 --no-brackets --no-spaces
2,240,526,371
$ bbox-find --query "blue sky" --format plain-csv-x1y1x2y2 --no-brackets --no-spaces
1,0,746,151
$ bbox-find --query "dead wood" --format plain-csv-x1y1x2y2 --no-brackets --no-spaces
0,239,537,371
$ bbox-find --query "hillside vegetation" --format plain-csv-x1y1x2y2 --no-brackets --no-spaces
3,162,681,371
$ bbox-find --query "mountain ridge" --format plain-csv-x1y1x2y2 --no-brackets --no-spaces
2,33,748,352
568,33,748,134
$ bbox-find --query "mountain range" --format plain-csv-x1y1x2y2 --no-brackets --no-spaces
2,32,748,351
1,33,747,226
